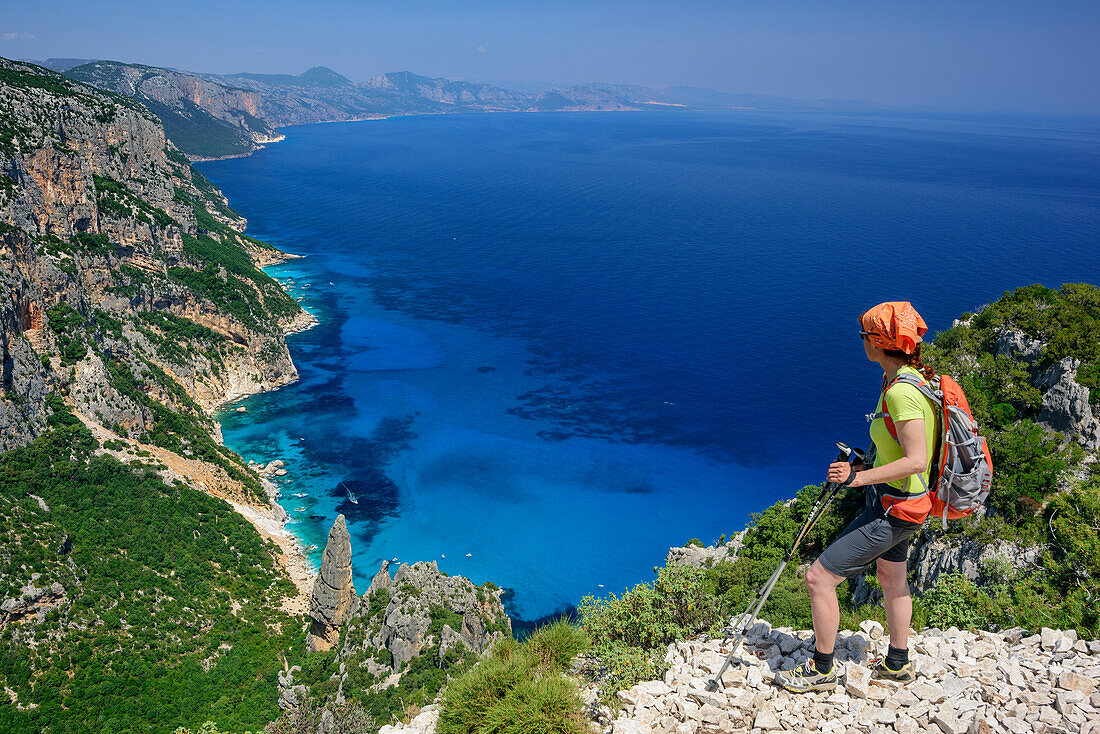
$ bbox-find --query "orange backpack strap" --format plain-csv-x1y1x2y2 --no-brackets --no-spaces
876,372,932,441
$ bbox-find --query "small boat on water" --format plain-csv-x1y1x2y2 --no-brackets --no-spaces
294,506,307,512
306,544,317,551
292,492,307,498
337,480,358,505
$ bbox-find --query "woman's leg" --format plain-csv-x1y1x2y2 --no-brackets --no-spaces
805,559,846,653
876,557,911,650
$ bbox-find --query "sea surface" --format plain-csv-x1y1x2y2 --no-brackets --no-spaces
198,110,1100,625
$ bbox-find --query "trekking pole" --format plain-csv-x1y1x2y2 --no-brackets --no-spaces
705,442,862,692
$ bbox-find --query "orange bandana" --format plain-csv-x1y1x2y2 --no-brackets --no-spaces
860,301,927,354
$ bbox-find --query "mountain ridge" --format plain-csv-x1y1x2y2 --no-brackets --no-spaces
51,59,881,158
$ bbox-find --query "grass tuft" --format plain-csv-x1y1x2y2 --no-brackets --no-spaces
437,621,588,734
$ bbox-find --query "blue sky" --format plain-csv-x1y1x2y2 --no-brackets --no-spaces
1,0,1097,114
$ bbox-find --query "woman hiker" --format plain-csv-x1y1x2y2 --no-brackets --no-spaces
774,301,938,693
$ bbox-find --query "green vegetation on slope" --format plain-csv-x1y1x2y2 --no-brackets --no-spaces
93,174,176,228
169,189,299,329
102,357,264,498
142,98,254,159
0,404,307,734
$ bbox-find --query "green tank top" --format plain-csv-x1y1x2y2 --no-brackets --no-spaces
869,365,938,493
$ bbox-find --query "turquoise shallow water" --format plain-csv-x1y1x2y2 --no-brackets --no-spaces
201,111,1100,624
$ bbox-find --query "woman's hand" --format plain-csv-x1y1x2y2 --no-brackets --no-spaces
841,418,928,488
826,461,860,487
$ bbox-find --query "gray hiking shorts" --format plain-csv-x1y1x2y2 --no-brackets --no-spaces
817,486,923,579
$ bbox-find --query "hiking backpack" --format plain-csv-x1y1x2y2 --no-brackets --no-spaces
877,372,994,524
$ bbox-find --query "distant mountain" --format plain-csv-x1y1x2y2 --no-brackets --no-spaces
533,83,675,111
61,61,880,158
362,71,532,110
22,57,96,73
64,61,283,159
215,65,354,88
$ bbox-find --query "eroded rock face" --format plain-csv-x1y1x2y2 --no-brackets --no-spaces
666,531,745,568
1036,358,1100,449
307,514,359,651
297,558,510,720
993,328,1043,364
0,57,308,457
359,560,510,670
0,581,67,630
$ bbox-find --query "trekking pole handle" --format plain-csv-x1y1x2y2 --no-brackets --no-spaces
832,441,865,486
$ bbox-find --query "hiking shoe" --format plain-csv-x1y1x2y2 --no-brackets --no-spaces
870,656,914,683
773,660,837,693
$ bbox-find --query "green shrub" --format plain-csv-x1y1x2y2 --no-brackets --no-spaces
985,421,1070,534
437,622,588,734
523,618,588,671
45,303,88,365
917,573,998,630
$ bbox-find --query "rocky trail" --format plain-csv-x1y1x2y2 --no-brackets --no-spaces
604,620,1100,734
382,619,1100,734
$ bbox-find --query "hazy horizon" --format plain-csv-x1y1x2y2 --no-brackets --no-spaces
2,0,1098,116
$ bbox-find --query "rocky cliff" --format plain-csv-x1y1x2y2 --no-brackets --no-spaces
65,60,285,159
307,514,360,652
0,54,311,598
0,55,325,732
280,516,511,725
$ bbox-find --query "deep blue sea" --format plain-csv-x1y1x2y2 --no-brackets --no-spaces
198,111,1100,625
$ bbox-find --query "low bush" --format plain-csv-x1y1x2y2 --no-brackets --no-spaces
436,620,588,734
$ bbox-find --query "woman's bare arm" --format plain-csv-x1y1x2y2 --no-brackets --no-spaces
825,418,927,488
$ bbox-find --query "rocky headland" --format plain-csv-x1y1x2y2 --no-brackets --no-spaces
0,54,317,665
30,58,882,160
276,515,511,724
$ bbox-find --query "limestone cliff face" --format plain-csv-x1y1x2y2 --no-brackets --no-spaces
284,539,510,716
64,61,284,158
360,560,510,671
0,55,308,480
307,514,359,652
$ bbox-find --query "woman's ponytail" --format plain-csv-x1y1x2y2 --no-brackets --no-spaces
884,343,937,380
908,345,937,380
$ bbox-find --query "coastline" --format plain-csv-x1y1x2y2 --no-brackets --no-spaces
196,106,665,164
186,132,288,162
230,478,314,614
210,253,321,604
